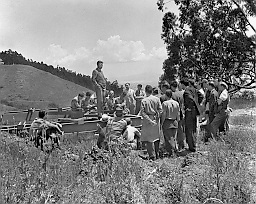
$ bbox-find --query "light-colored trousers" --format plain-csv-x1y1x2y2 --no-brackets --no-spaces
95,86,106,117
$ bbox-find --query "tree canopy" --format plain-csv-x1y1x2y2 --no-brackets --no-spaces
157,0,256,93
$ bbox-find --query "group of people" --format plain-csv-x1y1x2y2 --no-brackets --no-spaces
63,60,230,160
91,61,230,161
91,60,146,117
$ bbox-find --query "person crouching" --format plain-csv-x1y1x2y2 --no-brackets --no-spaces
123,118,141,150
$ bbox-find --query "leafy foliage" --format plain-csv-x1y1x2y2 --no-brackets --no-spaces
157,0,256,93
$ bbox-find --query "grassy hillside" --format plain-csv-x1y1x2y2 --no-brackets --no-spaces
0,64,93,112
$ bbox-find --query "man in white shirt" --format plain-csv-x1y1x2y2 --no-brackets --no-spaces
210,81,230,139
124,83,136,114
123,118,141,150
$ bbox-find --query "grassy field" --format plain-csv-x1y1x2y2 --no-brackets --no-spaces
0,64,92,114
0,98,256,203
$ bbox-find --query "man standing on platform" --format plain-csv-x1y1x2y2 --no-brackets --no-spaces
92,61,107,118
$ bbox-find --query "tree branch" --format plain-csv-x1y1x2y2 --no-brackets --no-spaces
231,0,256,34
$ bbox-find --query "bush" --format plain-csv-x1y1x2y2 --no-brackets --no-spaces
48,102,59,108
241,90,255,101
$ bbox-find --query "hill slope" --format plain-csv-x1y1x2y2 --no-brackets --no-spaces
0,64,93,112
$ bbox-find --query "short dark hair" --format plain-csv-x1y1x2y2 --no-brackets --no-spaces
85,92,92,97
125,118,132,125
180,78,189,87
97,60,103,66
145,85,153,94
38,110,46,119
170,80,178,88
78,93,85,98
165,89,173,98
122,91,127,97
137,84,142,87
162,84,170,89
209,81,215,88
188,79,196,87
153,87,159,95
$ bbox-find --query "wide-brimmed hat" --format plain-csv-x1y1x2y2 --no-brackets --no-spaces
220,81,228,89
202,79,208,84
114,107,124,117
100,114,110,122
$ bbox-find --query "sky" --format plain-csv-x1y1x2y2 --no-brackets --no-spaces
0,0,177,87
0,0,255,87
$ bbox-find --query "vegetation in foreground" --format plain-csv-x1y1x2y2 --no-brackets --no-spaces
0,113,256,204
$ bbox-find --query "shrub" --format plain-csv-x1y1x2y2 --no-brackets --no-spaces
241,90,255,101
48,102,59,108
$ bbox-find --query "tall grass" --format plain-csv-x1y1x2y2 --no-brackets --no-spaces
1,113,256,203
229,98,256,110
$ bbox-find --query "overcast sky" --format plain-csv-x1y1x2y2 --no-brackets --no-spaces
0,0,255,86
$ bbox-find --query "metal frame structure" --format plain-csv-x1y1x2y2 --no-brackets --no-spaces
0,108,142,135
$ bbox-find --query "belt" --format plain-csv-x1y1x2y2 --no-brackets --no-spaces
165,118,176,121
185,107,196,111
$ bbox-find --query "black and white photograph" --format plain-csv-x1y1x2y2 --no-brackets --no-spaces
0,0,256,203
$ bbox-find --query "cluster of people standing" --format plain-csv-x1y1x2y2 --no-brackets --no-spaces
91,60,231,160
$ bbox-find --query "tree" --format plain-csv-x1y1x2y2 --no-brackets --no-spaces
157,0,256,93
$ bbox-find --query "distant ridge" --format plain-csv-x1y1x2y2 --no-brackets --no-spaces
0,50,124,97
0,64,92,112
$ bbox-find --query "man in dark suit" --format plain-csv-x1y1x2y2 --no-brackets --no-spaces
204,81,218,142
180,78,204,152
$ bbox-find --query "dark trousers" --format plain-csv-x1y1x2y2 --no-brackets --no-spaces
163,128,177,155
204,111,215,142
145,140,160,160
176,119,185,150
185,109,197,152
210,111,229,140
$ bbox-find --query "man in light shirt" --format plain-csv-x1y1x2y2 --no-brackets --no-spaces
170,80,185,151
92,60,107,118
124,83,136,115
71,92,85,111
123,118,141,150
161,89,180,157
135,84,145,115
140,85,162,160
210,81,230,139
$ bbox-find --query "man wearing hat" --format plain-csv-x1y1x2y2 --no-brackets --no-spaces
97,108,128,150
209,81,230,140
